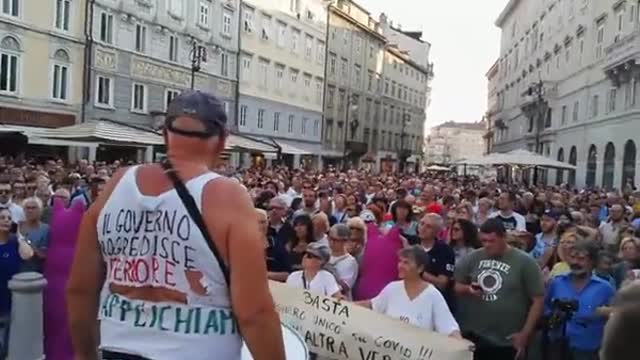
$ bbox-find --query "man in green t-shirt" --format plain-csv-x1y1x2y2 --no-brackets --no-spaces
454,218,544,360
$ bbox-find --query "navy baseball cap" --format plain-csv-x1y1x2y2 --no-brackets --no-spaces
165,90,227,138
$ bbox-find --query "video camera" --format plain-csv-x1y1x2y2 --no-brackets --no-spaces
547,298,579,330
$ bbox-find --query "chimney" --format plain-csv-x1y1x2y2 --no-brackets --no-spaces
379,12,387,25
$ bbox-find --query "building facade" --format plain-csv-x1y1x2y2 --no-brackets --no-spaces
491,0,640,189
237,0,326,168
484,59,500,154
87,0,239,131
0,0,85,135
323,0,432,171
425,121,485,165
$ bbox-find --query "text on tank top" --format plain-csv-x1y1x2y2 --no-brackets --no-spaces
96,166,241,358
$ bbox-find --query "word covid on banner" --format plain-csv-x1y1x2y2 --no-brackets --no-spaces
269,281,473,360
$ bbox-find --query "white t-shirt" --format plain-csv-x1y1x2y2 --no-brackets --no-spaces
489,210,527,231
329,254,359,299
286,270,341,297
371,281,460,335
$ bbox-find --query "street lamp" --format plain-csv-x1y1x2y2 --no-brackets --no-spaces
399,111,411,173
189,40,207,89
342,95,359,170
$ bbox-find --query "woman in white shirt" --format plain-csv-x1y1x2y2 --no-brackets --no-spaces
286,242,342,298
356,245,462,338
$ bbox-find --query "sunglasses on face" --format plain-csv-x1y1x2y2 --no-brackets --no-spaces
304,252,320,260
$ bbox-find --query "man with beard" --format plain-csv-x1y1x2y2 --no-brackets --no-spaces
489,192,526,232
545,240,614,360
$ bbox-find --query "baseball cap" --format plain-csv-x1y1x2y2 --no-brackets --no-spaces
305,243,331,264
165,90,227,138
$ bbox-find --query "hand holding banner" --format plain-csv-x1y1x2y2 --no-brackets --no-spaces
269,281,473,360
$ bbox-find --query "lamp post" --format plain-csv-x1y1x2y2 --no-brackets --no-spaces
189,40,207,89
525,79,547,185
342,94,359,170
399,111,411,173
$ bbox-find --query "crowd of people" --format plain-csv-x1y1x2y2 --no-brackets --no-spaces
1,155,640,360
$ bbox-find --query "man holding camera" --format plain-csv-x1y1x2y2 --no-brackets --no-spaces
545,240,615,360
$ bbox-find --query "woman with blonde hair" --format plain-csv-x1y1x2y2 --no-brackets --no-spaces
345,217,366,265
613,237,640,289
549,231,583,278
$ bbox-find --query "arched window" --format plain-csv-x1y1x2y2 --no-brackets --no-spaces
622,140,637,189
0,35,20,94
586,145,597,188
568,146,577,186
603,142,615,190
51,48,70,101
556,148,565,185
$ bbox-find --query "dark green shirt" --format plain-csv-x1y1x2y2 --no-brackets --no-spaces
454,247,544,347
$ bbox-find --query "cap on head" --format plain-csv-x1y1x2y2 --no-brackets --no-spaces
306,242,331,264
165,90,227,138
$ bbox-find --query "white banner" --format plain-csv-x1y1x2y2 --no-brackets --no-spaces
270,281,473,360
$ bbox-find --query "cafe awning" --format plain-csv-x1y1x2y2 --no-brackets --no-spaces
273,139,322,155
456,149,577,170
31,120,164,146
0,124,99,147
227,134,278,153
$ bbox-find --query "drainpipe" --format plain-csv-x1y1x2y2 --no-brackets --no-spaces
81,0,95,124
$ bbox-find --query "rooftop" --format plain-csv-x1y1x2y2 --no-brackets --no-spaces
433,121,485,131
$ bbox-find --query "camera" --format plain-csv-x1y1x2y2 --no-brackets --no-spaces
547,298,579,330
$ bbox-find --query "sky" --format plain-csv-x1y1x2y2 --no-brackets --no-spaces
361,0,508,129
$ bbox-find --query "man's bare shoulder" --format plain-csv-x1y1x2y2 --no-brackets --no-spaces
203,176,252,213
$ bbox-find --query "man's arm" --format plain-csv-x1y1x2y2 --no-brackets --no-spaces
67,168,126,360
207,180,285,360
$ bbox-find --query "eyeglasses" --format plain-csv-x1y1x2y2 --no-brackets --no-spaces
304,252,320,260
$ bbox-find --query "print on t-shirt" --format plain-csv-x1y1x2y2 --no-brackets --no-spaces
497,215,518,231
476,259,510,302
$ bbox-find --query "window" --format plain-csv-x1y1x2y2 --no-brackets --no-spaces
220,51,229,77
288,115,294,133
275,64,284,90
261,14,271,40
0,37,19,94
241,56,251,82
313,119,319,137
315,78,322,104
99,12,114,44
243,7,254,33
289,0,299,13
291,29,300,53
354,36,361,53
169,35,179,62
572,101,579,122
2,0,18,16
239,105,248,126
301,117,307,135
198,2,209,27
135,24,147,53
608,88,617,112
289,68,298,85
277,21,286,47
625,81,632,107
565,44,570,63
303,73,311,98
317,41,324,64
367,71,373,92
631,5,637,23
51,50,70,101
165,89,180,110
561,105,567,125
327,87,334,107
257,109,265,129
617,10,625,34
131,83,147,113
259,58,269,87
596,24,605,59
591,94,599,117
96,75,113,107
223,101,229,115
305,34,313,59
168,0,183,17
222,12,232,36
341,58,348,78
354,64,361,85
329,53,336,75
55,0,70,31
273,112,280,131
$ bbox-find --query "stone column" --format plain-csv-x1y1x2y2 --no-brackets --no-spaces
8,272,47,360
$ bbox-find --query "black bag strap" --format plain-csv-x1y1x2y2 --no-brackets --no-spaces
160,159,230,286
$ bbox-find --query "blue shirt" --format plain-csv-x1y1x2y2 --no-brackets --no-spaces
0,235,22,316
545,273,615,351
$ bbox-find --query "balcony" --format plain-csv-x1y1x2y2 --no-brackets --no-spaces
604,31,640,86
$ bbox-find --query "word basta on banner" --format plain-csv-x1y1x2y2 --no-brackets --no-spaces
269,281,473,360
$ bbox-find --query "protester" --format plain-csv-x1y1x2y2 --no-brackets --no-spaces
257,208,291,282
18,197,49,272
490,192,526,231
327,224,358,299
357,245,462,337
286,242,342,298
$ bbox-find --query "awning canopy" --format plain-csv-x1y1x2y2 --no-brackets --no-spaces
227,134,277,153
426,165,451,171
456,149,577,170
31,120,164,146
273,139,322,155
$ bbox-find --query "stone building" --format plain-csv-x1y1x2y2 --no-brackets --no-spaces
425,121,485,165
490,0,640,189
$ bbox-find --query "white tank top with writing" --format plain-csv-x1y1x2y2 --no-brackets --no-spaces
97,166,241,360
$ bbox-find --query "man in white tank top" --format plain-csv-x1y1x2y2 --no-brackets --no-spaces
67,91,285,360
